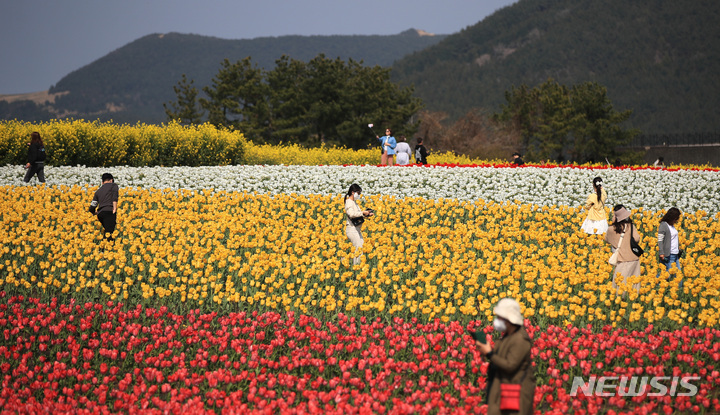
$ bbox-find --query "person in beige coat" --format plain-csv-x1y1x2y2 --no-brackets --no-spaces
344,184,373,265
476,298,535,415
604,205,642,294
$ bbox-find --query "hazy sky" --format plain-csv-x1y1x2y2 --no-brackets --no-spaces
0,0,517,95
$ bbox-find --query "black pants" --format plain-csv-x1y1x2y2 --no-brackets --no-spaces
97,211,116,240
24,162,45,183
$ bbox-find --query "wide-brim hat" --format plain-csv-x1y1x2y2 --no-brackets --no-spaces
494,298,524,326
614,207,631,222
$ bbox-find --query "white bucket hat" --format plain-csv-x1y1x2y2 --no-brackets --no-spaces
494,298,524,326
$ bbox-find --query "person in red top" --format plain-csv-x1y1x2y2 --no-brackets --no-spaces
89,173,119,242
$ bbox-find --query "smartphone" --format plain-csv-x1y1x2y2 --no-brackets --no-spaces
470,330,486,344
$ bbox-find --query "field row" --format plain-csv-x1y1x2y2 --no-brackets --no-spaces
2,186,719,329
0,294,718,414
4,164,720,214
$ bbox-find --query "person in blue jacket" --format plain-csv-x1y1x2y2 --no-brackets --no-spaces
377,128,397,166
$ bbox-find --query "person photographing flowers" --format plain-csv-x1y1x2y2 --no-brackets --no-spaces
473,298,535,415
344,184,373,265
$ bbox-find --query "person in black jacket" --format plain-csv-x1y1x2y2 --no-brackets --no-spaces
512,152,525,166
89,173,120,242
414,137,429,165
24,132,46,183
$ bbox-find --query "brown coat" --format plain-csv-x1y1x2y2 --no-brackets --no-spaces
487,327,535,415
604,222,641,262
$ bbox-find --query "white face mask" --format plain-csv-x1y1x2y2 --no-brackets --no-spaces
493,318,507,333
353,192,360,199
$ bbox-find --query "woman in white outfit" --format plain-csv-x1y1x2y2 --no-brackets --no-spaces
395,136,412,166
344,184,373,265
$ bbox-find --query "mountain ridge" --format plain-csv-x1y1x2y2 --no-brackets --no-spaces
1,29,446,124
390,0,720,134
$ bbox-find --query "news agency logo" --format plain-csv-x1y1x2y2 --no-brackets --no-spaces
570,376,700,397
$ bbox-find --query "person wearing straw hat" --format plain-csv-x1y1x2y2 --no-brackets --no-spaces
474,298,535,415
604,205,642,294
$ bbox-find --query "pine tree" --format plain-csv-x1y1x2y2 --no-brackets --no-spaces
163,74,204,125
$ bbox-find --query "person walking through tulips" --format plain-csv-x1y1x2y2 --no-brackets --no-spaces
473,298,535,415
580,177,608,234
344,184,373,265
605,205,642,294
23,132,46,183
89,173,119,242
657,207,684,288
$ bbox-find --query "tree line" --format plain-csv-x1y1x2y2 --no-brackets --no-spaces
165,55,639,163
492,79,640,164
164,54,422,149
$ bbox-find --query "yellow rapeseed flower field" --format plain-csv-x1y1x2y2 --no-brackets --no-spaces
3,119,716,168
1,185,718,329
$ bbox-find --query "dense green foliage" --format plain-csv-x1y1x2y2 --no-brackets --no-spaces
392,0,720,135
493,79,639,163
163,74,204,124
16,31,443,125
0,100,54,122
170,55,423,148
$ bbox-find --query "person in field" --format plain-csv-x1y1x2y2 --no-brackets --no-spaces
414,137,429,165
344,184,373,265
89,173,119,242
24,132,46,183
395,135,412,166
377,128,396,166
604,205,642,294
512,152,525,166
474,298,535,415
580,177,608,234
657,207,683,288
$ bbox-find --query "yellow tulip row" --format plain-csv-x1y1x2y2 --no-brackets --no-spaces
1,185,718,329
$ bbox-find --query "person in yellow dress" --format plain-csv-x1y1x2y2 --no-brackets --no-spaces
580,177,608,234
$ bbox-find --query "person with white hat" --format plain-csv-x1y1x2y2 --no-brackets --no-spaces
473,298,535,415
604,204,643,294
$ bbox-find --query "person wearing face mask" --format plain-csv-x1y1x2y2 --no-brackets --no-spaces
475,298,535,415
344,184,373,265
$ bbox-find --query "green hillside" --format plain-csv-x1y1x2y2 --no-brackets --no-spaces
10,30,445,124
391,0,720,134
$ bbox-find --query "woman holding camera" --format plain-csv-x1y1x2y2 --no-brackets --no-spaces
344,184,373,265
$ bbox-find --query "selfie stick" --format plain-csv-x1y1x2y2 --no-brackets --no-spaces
368,123,378,137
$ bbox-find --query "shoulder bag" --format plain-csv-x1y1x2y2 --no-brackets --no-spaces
629,223,644,257
499,363,530,411
609,232,624,266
